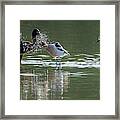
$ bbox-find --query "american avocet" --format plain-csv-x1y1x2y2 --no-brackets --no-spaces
42,41,70,58
41,41,70,68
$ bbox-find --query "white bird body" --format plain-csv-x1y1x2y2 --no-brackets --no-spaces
44,42,70,58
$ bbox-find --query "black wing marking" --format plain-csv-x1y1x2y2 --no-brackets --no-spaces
55,42,61,47
57,48,64,51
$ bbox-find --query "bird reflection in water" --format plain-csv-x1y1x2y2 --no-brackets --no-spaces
20,69,70,100
48,69,69,100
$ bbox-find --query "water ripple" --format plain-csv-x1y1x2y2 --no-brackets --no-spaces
21,54,100,68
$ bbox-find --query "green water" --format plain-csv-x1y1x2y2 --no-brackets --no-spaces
20,20,100,100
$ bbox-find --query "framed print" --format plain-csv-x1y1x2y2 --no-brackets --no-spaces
0,0,119,119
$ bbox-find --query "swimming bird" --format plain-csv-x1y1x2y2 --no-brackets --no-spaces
20,28,70,68
20,29,43,63
31,28,70,58
31,28,70,68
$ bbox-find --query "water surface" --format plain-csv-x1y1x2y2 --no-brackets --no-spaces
20,53,100,100
20,20,100,100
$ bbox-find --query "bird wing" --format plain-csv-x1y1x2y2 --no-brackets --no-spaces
57,48,64,51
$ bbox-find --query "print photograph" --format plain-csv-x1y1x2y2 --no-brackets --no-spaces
20,20,100,100
3,3,116,117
